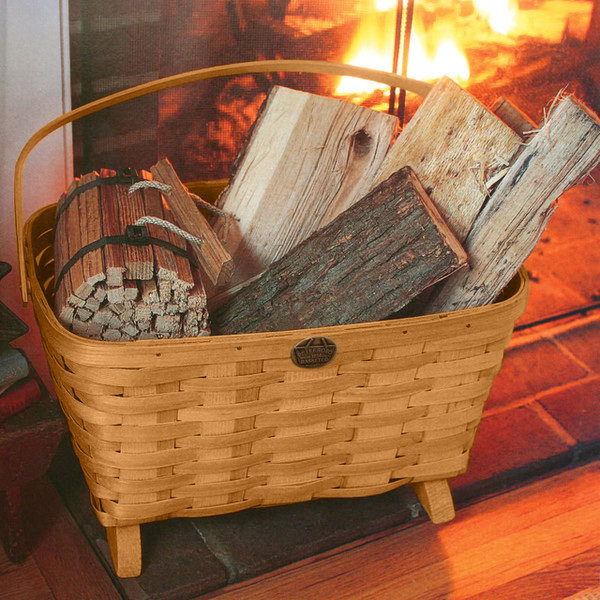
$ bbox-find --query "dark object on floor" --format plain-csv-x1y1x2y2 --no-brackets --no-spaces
0,396,66,562
0,262,28,344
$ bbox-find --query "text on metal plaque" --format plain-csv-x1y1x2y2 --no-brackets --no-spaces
291,337,337,368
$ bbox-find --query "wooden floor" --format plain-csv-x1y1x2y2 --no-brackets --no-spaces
206,462,600,600
1,462,599,600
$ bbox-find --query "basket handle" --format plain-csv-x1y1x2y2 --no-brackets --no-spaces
14,59,432,304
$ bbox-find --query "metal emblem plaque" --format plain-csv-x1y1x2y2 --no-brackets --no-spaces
291,337,337,368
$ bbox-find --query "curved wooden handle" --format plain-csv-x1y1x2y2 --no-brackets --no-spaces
15,59,432,304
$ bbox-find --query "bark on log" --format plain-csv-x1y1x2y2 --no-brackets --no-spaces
212,85,398,286
374,77,523,242
212,167,467,334
424,95,600,314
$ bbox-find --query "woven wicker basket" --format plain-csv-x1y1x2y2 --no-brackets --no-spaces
16,61,529,578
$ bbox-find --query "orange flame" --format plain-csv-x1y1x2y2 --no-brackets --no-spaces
335,2,472,96
335,0,591,98
473,0,517,35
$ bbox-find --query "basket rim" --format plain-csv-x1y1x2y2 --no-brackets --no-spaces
24,202,530,369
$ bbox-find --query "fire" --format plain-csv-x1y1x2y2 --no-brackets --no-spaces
335,29,470,96
472,0,517,36
335,1,473,97
374,0,397,11
334,0,590,99
407,35,470,84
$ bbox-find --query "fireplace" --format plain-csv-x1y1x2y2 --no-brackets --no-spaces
69,0,599,182
68,0,600,325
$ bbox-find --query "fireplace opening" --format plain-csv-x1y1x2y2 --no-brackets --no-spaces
70,0,598,181
68,0,600,325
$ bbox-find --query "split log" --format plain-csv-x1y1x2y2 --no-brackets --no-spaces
212,85,398,285
424,95,600,314
150,158,233,287
374,76,523,242
212,167,467,335
99,169,125,287
491,97,538,139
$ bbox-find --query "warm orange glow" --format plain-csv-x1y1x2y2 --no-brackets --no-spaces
334,0,592,99
375,0,397,12
336,30,470,96
407,35,470,83
473,0,517,35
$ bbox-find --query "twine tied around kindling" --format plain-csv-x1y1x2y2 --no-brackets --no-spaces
133,216,204,246
128,180,239,220
128,179,239,246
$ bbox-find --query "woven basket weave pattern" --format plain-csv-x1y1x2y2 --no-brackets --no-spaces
25,204,528,528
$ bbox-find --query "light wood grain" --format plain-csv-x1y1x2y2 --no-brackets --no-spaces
213,84,398,285
374,76,523,241
209,462,600,600
425,95,600,314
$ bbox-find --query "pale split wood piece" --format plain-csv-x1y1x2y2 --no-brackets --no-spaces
151,157,233,288
213,84,398,286
412,479,456,524
106,524,142,578
374,76,523,242
425,95,600,314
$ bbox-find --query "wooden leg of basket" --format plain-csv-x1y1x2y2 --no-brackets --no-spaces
106,525,142,578
413,479,456,524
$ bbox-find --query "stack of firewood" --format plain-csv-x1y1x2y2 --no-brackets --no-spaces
53,160,232,340
209,80,600,334
55,79,600,340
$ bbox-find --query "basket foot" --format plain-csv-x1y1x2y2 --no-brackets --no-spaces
106,524,142,578
412,479,456,524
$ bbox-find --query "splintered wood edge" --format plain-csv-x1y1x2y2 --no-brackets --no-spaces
406,168,468,267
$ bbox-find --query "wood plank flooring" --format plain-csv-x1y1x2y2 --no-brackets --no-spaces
1,462,598,600
204,461,600,600
0,478,120,600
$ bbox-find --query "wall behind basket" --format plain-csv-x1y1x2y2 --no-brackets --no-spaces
0,0,72,391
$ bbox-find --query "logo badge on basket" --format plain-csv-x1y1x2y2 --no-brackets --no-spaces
291,337,337,368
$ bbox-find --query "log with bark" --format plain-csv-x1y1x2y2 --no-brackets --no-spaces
211,167,467,334
212,84,398,287
53,165,210,340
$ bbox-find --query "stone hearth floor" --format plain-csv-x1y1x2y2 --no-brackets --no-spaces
47,177,600,599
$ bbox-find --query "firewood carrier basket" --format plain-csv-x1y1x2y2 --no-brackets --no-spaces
15,60,529,578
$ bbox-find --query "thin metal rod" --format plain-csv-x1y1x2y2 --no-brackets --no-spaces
388,1,404,115
397,0,415,126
